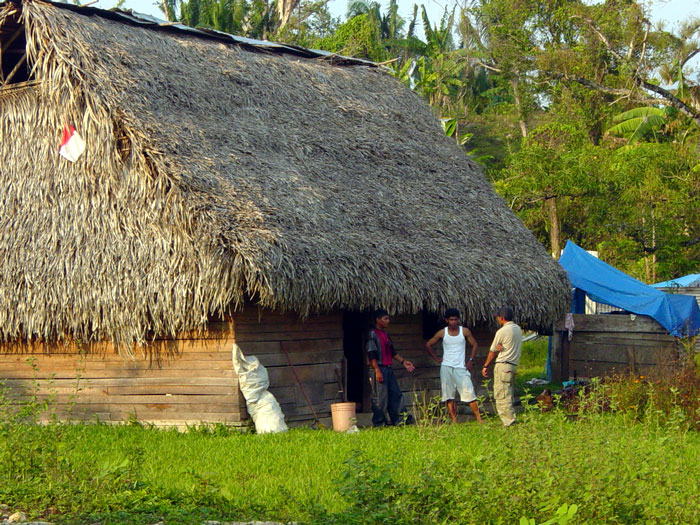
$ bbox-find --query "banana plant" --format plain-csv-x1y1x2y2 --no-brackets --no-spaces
607,106,674,143
441,117,494,165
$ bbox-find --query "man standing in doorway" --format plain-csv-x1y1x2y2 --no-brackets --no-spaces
367,309,415,426
482,306,523,427
425,308,483,423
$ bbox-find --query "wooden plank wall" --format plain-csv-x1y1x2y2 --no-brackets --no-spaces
389,314,440,404
0,307,345,427
552,314,677,380
231,307,344,425
0,308,498,426
0,333,243,427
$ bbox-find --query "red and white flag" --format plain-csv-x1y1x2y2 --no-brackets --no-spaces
59,124,86,162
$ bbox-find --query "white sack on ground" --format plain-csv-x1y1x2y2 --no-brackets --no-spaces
232,343,288,433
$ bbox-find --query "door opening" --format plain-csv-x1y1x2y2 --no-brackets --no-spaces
342,311,370,411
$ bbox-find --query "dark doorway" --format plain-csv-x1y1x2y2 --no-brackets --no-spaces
342,311,370,411
0,14,32,87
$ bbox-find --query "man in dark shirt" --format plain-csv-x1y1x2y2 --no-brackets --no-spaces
367,309,415,426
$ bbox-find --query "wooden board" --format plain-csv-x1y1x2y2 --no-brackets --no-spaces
0,335,241,426
554,314,667,333
552,314,679,380
569,360,659,379
570,342,677,365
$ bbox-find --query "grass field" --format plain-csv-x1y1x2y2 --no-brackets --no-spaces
2,340,698,524
1,408,699,524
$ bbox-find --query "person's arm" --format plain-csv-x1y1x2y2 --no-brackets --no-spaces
388,334,415,372
370,357,384,383
366,333,384,383
482,333,502,378
393,353,415,372
464,327,478,371
424,329,443,364
481,351,498,378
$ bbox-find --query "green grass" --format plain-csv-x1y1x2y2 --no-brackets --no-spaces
515,337,552,396
3,345,698,524
1,411,699,524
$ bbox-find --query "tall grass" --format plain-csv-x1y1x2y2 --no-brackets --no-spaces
1,412,699,523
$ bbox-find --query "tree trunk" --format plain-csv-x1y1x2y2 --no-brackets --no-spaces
545,197,561,259
276,0,299,32
642,216,650,282
161,0,172,22
511,77,528,138
651,206,657,283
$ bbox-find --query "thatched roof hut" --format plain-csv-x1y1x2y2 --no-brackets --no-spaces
0,0,569,346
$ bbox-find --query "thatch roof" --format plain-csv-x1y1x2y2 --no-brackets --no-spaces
0,0,569,344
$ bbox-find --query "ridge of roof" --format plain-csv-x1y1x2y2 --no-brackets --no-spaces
37,0,377,67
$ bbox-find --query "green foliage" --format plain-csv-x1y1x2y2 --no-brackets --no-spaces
594,142,700,280
576,352,700,432
520,337,548,370
493,122,595,255
178,0,254,35
316,13,386,61
521,504,579,525
607,106,675,143
172,0,338,44
410,389,449,428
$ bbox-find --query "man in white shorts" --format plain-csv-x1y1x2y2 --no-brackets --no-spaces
425,309,483,423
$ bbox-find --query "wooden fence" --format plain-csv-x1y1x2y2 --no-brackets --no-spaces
551,314,678,382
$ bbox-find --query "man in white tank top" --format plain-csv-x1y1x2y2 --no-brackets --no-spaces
425,308,483,423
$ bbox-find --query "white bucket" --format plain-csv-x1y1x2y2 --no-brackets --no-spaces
331,402,356,431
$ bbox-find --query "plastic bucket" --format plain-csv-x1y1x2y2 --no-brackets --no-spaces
331,402,356,432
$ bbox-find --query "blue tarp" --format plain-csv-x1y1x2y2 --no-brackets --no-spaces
652,274,700,288
558,241,700,338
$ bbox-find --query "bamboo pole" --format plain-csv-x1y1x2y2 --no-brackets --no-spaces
1,26,23,54
3,51,26,86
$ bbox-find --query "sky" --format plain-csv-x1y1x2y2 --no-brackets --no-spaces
88,0,699,35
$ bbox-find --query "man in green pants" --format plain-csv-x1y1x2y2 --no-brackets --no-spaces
482,306,523,426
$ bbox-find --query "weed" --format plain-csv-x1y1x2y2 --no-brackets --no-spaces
565,353,700,432
1,361,700,524
521,504,579,525
411,389,448,428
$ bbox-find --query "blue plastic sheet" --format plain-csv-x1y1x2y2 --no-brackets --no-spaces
559,241,700,338
652,274,700,288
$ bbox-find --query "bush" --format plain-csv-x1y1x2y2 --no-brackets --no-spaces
553,349,700,432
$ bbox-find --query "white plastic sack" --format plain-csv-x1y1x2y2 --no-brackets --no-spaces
232,343,288,434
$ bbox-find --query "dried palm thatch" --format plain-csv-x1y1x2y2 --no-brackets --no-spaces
0,0,569,346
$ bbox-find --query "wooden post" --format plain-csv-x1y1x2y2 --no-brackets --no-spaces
561,332,570,381
550,331,561,383
625,347,636,375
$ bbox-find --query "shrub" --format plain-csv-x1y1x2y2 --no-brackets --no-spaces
559,348,700,432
